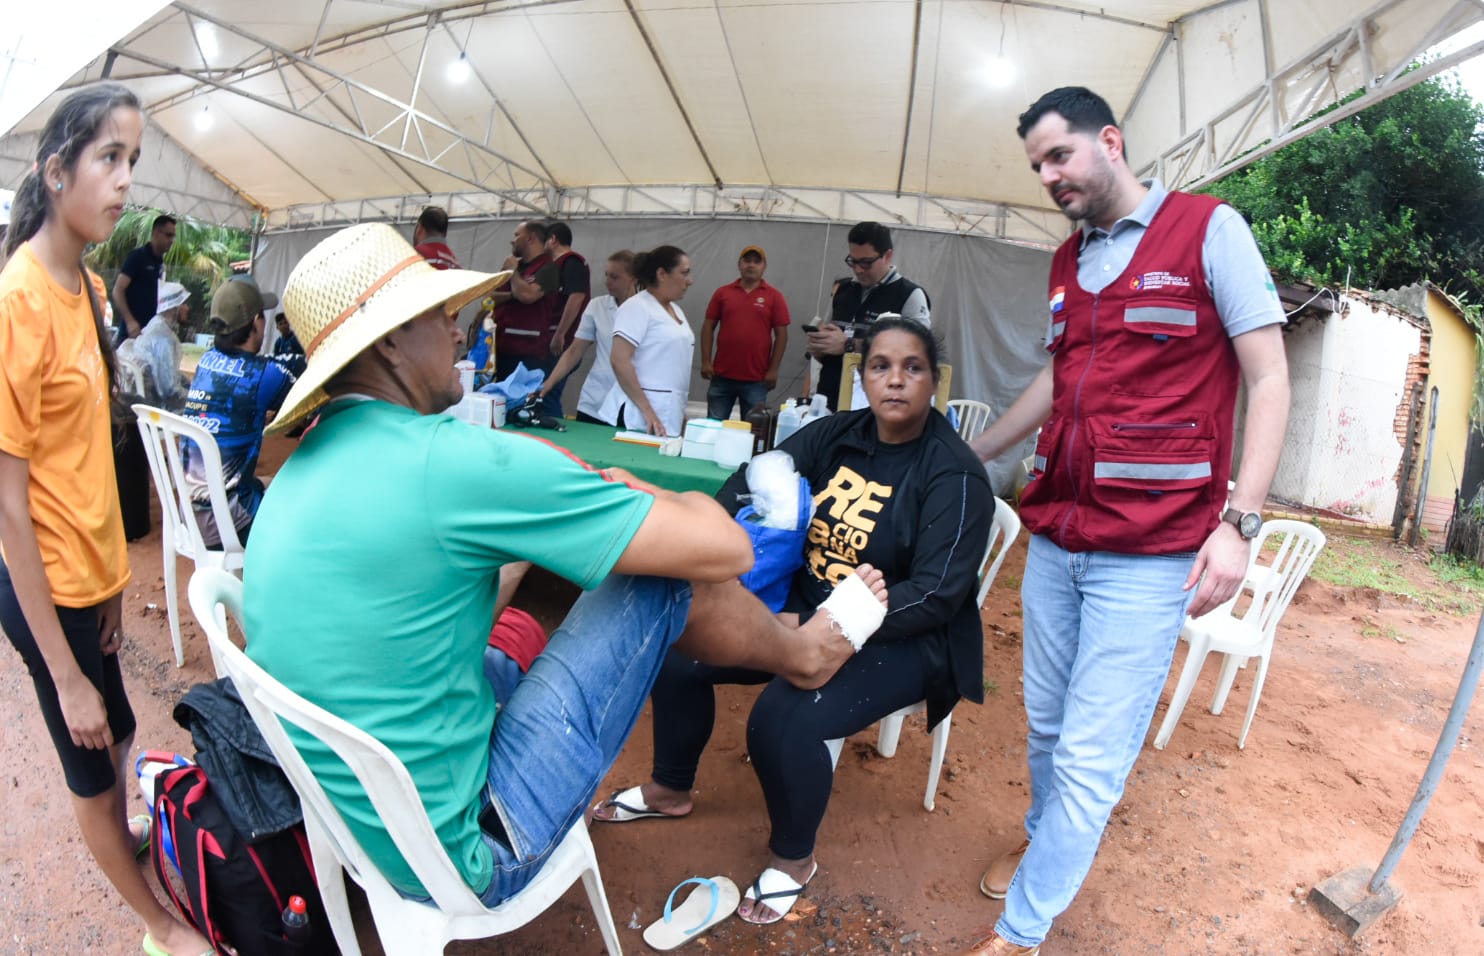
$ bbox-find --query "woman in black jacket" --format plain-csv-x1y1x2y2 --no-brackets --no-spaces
594,317,995,923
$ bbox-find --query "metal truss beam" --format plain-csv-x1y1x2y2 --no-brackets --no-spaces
120,4,554,212
263,184,1068,247
1133,0,1484,190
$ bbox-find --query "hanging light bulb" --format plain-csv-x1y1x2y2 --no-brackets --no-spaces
447,52,472,84
982,55,1016,88
195,105,213,132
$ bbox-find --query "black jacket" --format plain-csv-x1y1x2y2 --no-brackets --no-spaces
718,407,993,727
174,678,302,841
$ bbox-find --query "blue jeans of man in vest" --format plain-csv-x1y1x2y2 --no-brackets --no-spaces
996,534,1196,946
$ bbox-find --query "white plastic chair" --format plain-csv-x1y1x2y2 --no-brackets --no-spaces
117,355,147,396
1152,519,1327,751
827,497,1021,810
187,568,624,956
133,404,246,667
946,399,993,442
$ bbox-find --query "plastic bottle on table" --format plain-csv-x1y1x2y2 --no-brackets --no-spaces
774,399,803,444
800,392,831,426
281,895,311,946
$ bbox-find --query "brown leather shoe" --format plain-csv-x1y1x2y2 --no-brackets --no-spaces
979,839,1029,900
958,929,1041,955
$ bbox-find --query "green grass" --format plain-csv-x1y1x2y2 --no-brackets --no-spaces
1306,537,1484,615
999,574,1021,590
983,678,1000,697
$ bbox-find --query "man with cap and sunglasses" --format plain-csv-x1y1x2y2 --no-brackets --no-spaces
700,244,791,420
240,223,891,912
180,276,295,548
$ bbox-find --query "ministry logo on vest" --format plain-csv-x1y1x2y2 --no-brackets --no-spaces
1129,271,1192,291
1049,287,1065,313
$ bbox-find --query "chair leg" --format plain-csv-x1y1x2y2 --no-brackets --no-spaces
311,843,363,956
876,715,905,759
575,829,624,956
923,713,952,812
164,548,184,667
1210,652,1241,715
1237,654,1271,750
1152,638,1210,750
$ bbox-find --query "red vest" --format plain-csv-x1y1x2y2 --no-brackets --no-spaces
1020,191,1238,554
494,253,556,358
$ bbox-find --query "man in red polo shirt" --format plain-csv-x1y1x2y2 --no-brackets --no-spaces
700,244,791,420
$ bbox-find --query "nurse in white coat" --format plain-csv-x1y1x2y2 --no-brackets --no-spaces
602,245,695,437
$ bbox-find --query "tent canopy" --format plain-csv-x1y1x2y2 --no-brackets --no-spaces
4,0,1483,237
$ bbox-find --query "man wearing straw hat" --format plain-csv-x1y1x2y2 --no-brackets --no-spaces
240,223,891,909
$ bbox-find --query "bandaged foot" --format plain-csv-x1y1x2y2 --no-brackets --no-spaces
820,567,889,652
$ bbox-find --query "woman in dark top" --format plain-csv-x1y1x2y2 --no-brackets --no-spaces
594,317,994,923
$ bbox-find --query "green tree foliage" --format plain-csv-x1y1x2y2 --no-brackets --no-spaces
86,209,251,337
1205,73,1484,301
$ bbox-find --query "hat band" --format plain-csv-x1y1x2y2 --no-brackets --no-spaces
308,254,426,358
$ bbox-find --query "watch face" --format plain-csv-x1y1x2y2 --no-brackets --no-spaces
1239,512,1262,538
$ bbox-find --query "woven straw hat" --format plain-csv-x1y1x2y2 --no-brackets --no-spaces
267,223,508,435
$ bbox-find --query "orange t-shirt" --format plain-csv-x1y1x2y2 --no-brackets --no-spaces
0,243,129,607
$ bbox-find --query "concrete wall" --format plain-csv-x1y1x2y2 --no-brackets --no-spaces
1272,296,1422,521
1420,289,1478,533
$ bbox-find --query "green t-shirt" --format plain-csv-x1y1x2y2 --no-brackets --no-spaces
243,398,652,896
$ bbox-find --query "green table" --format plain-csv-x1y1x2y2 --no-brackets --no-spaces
502,420,734,496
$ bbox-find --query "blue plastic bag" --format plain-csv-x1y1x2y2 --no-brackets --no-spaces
736,475,814,612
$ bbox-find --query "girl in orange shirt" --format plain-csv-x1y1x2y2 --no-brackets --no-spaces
0,83,212,956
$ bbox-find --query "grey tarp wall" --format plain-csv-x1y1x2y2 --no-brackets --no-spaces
254,217,1054,493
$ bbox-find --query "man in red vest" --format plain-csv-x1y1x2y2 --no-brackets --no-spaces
960,87,1291,956
412,206,460,271
489,220,559,381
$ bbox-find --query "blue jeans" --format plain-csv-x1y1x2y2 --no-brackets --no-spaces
996,535,1195,947
476,574,693,906
706,376,769,420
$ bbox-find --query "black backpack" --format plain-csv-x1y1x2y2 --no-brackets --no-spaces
151,764,339,956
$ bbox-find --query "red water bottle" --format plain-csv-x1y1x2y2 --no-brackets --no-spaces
281,894,311,944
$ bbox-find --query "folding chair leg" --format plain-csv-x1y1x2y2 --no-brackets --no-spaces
163,545,184,667
1152,639,1210,750
1237,655,1271,750
923,713,952,812
876,715,905,759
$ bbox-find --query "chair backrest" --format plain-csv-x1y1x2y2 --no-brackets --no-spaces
977,496,1023,607
946,399,993,441
186,568,492,918
133,404,246,561
118,355,148,396
1242,519,1326,640
837,353,953,412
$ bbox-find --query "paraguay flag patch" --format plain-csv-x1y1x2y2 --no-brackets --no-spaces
1050,286,1065,314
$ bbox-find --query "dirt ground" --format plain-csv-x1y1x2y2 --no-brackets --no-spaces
3,434,1482,955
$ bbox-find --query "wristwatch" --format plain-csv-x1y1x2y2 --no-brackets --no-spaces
1221,508,1262,540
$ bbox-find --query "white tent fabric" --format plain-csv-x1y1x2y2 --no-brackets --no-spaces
5,1,1483,237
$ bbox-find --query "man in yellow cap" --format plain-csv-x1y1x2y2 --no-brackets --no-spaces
240,223,890,911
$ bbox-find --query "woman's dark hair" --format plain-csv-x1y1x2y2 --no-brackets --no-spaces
632,245,686,290
862,316,942,380
214,323,256,352
6,82,142,395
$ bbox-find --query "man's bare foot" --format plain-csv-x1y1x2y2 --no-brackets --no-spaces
786,564,888,690
590,781,693,822
738,853,818,924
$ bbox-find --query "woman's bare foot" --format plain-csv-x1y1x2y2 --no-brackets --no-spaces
738,853,818,924
590,780,693,822
786,564,889,690
144,918,213,956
